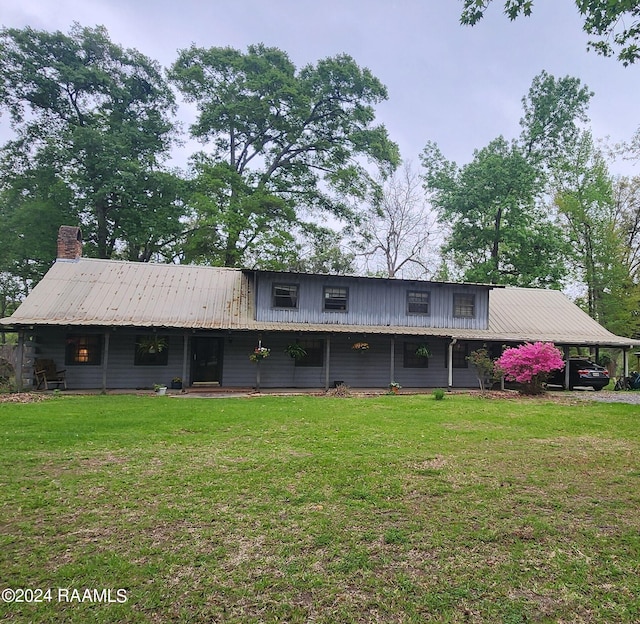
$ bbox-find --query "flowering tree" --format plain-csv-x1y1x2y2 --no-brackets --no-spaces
496,342,565,395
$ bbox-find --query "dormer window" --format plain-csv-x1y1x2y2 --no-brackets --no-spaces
323,286,348,312
272,284,298,308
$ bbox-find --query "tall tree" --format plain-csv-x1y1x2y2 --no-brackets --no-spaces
553,132,640,336
519,70,593,168
169,44,399,267
357,162,436,278
0,23,181,261
421,137,568,286
459,1,640,65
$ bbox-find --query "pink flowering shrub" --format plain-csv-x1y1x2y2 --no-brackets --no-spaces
496,342,565,394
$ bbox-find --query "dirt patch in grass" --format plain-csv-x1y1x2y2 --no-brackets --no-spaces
0,392,51,403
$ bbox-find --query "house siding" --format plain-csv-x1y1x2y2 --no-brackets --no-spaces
254,273,490,330
28,327,482,390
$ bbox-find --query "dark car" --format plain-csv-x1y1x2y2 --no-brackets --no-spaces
548,358,610,391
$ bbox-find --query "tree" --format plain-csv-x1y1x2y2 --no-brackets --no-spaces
496,342,565,394
0,24,181,261
519,70,593,169
357,162,436,279
554,133,640,336
467,347,496,393
169,44,399,267
613,175,640,283
420,71,593,287
421,136,568,286
459,1,640,65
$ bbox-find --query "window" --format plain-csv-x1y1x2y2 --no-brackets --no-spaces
272,284,298,308
134,335,169,366
65,334,102,365
451,342,469,368
295,339,324,367
454,293,475,318
403,342,429,368
324,286,348,312
407,290,430,315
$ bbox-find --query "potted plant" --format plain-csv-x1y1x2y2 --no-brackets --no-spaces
389,381,402,394
170,377,182,390
153,383,167,396
415,344,431,359
285,343,307,360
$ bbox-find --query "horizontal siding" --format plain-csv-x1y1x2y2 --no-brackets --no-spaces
255,274,490,331
27,327,484,390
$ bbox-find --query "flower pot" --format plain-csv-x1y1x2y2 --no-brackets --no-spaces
170,381,182,390
156,386,167,396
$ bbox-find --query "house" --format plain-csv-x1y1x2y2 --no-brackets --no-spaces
2,226,639,391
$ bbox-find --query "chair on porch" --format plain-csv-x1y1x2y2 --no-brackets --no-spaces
34,359,67,390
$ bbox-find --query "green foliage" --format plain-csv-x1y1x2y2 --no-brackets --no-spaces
0,23,181,262
170,43,399,267
422,135,568,286
284,343,308,360
467,347,496,392
519,70,593,166
554,132,640,336
432,388,445,400
460,1,640,65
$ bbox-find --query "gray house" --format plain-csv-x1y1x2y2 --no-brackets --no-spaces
2,226,639,391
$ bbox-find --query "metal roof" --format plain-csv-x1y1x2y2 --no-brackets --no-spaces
2,258,638,347
1,258,253,329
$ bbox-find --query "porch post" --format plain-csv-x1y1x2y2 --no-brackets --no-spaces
16,330,24,392
448,338,456,390
623,348,629,378
324,335,331,391
563,345,570,389
102,330,110,393
182,333,189,388
390,336,395,385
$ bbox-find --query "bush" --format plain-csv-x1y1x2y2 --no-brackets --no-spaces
432,388,445,400
496,342,565,395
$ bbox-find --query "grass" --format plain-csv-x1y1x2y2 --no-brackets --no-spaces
1,392,639,623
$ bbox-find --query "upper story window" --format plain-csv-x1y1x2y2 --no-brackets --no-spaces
65,334,102,366
407,290,430,315
272,284,298,309
453,293,475,318
324,286,348,312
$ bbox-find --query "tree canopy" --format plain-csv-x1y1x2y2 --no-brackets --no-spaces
169,43,399,267
0,23,181,264
459,0,640,65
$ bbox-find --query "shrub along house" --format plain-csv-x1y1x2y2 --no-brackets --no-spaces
2,226,639,391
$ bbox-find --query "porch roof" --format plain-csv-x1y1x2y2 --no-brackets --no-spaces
2,258,638,348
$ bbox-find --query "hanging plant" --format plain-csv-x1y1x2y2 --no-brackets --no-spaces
415,344,431,359
285,343,307,360
249,346,271,362
352,342,370,351
136,335,168,356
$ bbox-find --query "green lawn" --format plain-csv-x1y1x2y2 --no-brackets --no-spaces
1,393,639,623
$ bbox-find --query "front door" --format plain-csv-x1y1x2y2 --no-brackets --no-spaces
191,337,223,385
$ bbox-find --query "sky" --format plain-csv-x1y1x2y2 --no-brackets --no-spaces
2,0,639,177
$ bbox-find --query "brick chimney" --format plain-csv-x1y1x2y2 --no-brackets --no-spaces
57,226,83,260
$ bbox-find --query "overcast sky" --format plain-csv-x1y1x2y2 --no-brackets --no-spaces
2,0,639,175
